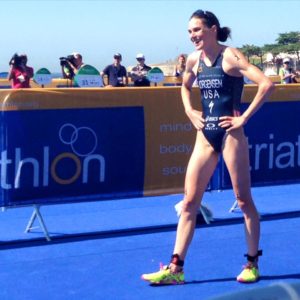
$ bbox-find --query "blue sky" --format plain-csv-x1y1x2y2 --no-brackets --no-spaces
1,0,299,73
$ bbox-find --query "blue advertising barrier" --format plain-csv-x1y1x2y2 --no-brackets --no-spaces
1,108,145,206
0,87,195,207
0,85,300,208
221,100,300,189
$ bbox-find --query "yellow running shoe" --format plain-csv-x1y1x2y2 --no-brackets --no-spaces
141,263,184,285
237,263,260,283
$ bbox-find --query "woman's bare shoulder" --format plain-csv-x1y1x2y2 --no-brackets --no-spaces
187,51,200,62
223,47,246,63
186,51,200,71
222,46,249,75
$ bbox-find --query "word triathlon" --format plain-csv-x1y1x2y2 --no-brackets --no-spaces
249,133,300,170
0,146,106,189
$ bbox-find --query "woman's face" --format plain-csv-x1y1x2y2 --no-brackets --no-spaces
178,56,185,64
188,17,215,50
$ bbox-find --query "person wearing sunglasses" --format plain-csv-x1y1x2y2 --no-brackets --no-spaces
101,53,128,87
142,9,274,285
279,58,298,84
129,53,152,87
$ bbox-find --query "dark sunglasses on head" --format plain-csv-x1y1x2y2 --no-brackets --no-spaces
192,10,219,28
194,9,208,16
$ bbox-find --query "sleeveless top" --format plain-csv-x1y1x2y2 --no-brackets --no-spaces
196,50,244,152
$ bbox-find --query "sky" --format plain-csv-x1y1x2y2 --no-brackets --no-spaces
0,0,299,73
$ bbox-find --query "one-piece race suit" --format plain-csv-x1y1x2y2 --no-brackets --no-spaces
196,50,244,152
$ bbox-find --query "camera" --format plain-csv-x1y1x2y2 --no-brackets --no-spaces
59,55,76,67
59,55,76,79
9,53,23,67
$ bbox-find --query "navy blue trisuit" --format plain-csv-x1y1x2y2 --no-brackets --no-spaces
196,49,244,152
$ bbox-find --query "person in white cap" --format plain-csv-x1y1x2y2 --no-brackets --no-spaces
129,53,152,86
279,57,298,84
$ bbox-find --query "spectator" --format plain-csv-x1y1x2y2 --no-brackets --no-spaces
8,53,34,89
61,52,84,79
101,53,128,87
174,54,186,77
279,58,299,84
129,53,152,86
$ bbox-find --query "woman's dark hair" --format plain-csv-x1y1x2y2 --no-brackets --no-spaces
178,54,186,60
190,10,231,42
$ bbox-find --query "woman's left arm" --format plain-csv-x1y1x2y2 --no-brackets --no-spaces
220,48,275,131
236,48,274,121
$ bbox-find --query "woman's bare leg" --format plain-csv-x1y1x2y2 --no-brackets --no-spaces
222,129,260,259
171,132,219,270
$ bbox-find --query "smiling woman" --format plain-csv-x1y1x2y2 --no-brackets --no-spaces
141,8,275,286
188,10,231,45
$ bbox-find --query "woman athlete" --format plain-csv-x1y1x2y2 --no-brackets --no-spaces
142,10,274,285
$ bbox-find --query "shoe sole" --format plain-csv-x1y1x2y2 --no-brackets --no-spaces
150,281,185,285
237,277,260,283
141,275,184,285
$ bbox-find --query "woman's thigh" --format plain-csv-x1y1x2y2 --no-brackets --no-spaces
222,128,252,199
184,131,219,203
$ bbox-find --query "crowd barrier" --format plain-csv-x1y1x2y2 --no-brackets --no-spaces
0,75,295,89
0,84,299,209
0,76,182,89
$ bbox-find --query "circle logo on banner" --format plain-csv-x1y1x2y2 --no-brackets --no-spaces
74,64,103,87
59,123,98,157
34,68,52,86
147,67,164,83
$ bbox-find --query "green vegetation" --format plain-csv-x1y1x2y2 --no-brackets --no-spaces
239,31,300,67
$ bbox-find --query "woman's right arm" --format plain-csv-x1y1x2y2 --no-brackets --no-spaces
181,53,204,130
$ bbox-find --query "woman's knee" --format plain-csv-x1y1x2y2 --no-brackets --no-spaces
181,196,200,214
236,195,256,213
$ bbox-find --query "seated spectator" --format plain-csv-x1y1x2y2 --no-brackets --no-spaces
129,53,152,87
101,53,128,87
174,54,186,77
279,58,299,84
8,53,34,89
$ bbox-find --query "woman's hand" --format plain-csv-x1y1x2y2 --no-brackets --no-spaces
219,115,247,132
186,109,205,130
